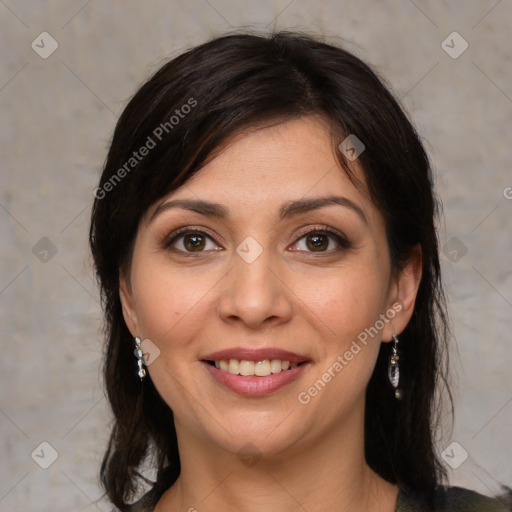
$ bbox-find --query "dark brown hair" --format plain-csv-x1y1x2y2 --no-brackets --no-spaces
89,31,451,511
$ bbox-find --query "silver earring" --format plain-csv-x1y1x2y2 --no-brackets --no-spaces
134,337,146,380
388,333,402,400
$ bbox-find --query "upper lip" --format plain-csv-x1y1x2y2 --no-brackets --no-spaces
201,347,309,365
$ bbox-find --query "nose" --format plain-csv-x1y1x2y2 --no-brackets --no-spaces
216,245,293,330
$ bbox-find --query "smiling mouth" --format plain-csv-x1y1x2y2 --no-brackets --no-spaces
205,359,307,377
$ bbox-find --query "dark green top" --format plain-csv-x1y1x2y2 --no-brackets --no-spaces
395,486,509,511
128,485,510,511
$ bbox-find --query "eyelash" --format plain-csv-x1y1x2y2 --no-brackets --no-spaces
161,225,352,256
292,226,352,254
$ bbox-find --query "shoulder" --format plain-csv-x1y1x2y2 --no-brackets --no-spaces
435,486,510,511
397,485,510,512
125,484,511,512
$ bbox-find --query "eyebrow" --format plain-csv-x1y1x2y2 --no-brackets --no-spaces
279,196,368,225
150,199,229,223
149,196,368,225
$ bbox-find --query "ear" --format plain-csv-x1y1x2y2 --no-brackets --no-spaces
381,244,423,342
119,269,139,337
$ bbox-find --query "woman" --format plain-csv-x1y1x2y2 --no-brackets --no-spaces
89,32,508,511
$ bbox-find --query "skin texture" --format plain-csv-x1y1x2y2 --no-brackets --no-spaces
120,116,422,512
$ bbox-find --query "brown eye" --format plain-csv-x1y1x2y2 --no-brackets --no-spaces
292,228,351,254
183,233,206,251
306,233,329,251
165,229,220,253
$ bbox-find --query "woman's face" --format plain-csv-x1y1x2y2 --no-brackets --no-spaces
120,116,420,460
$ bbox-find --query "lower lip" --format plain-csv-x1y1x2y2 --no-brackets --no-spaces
202,362,309,396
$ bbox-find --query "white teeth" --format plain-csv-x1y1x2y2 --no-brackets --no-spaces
228,359,240,374
239,360,254,376
255,360,271,376
270,359,282,373
213,358,299,376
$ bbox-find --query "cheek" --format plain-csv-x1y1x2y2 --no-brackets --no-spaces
304,264,390,344
131,263,215,346
130,267,214,411
299,273,387,412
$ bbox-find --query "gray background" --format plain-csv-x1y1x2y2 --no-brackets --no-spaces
1,1,511,511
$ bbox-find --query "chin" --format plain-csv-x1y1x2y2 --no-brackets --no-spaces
203,408,315,461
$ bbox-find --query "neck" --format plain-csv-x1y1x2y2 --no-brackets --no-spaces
155,411,398,512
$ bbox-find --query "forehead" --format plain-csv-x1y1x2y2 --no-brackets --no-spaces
149,116,374,219
197,117,351,185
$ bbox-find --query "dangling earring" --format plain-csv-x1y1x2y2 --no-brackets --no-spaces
134,337,146,380
388,333,402,400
